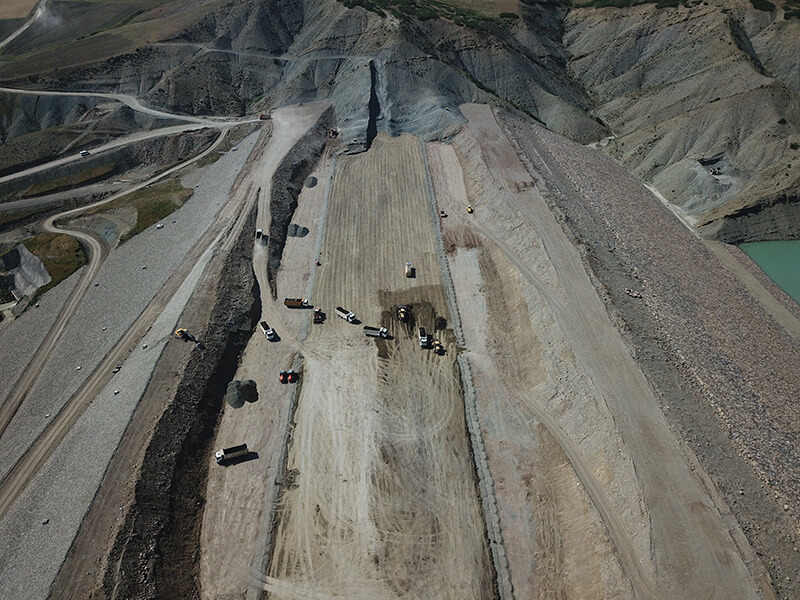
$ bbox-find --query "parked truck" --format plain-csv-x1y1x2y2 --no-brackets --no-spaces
215,443,249,464
419,327,431,348
259,321,277,341
336,306,356,322
364,325,388,338
284,298,311,308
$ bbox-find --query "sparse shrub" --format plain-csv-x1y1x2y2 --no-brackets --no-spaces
778,118,788,125
749,0,776,11
790,142,799,150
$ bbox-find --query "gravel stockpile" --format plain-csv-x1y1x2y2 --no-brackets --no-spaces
500,110,800,599
0,270,80,405
0,131,259,482
0,242,217,600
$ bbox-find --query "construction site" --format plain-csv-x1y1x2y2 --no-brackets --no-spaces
1,1,800,599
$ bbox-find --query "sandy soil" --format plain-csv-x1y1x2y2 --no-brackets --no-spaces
422,103,767,599
199,103,331,600
264,133,494,599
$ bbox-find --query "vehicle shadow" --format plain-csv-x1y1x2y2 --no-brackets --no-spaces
221,451,259,466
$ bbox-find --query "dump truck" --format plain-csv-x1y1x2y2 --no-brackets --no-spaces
259,321,277,341
419,327,431,348
284,298,311,308
215,444,249,464
364,326,388,338
256,228,263,239
336,306,356,322
405,262,414,278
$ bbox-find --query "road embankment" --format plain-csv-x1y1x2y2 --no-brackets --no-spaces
265,105,334,297
101,205,260,599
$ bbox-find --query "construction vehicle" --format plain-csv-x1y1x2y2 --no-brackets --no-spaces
466,205,474,214
259,321,277,341
432,339,445,355
419,327,431,348
284,298,312,308
397,305,408,322
279,370,299,384
313,308,326,323
215,444,249,464
174,328,196,342
405,262,414,278
335,306,356,322
364,326,389,338
174,328,206,349
440,210,447,218
259,113,270,120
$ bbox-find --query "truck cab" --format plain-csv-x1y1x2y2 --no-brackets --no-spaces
259,321,277,341
335,306,356,323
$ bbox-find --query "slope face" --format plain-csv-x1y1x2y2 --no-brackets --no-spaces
0,0,603,147
564,0,800,240
0,0,797,231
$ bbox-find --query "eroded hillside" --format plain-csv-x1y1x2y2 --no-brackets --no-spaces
1,0,797,240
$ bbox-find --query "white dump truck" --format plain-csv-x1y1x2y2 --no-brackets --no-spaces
336,306,356,322
364,325,388,338
259,321,277,341
214,443,249,464
419,327,431,348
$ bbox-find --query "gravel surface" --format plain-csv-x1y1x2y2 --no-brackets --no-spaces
0,238,218,600
0,270,80,405
499,109,800,599
0,132,259,482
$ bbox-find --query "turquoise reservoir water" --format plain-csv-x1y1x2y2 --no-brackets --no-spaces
739,240,800,305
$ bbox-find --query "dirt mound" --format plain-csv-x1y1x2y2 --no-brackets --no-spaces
266,104,333,297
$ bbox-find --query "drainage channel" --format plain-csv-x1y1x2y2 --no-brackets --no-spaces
419,138,514,599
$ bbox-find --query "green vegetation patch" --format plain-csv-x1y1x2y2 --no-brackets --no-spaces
749,0,775,11
0,207,50,230
571,0,693,7
23,233,87,289
93,178,193,243
339,0,503,30
23,162,116,197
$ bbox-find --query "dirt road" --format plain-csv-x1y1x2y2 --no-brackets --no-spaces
263,134,494,599
0,129,227,445
199,102,331,600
